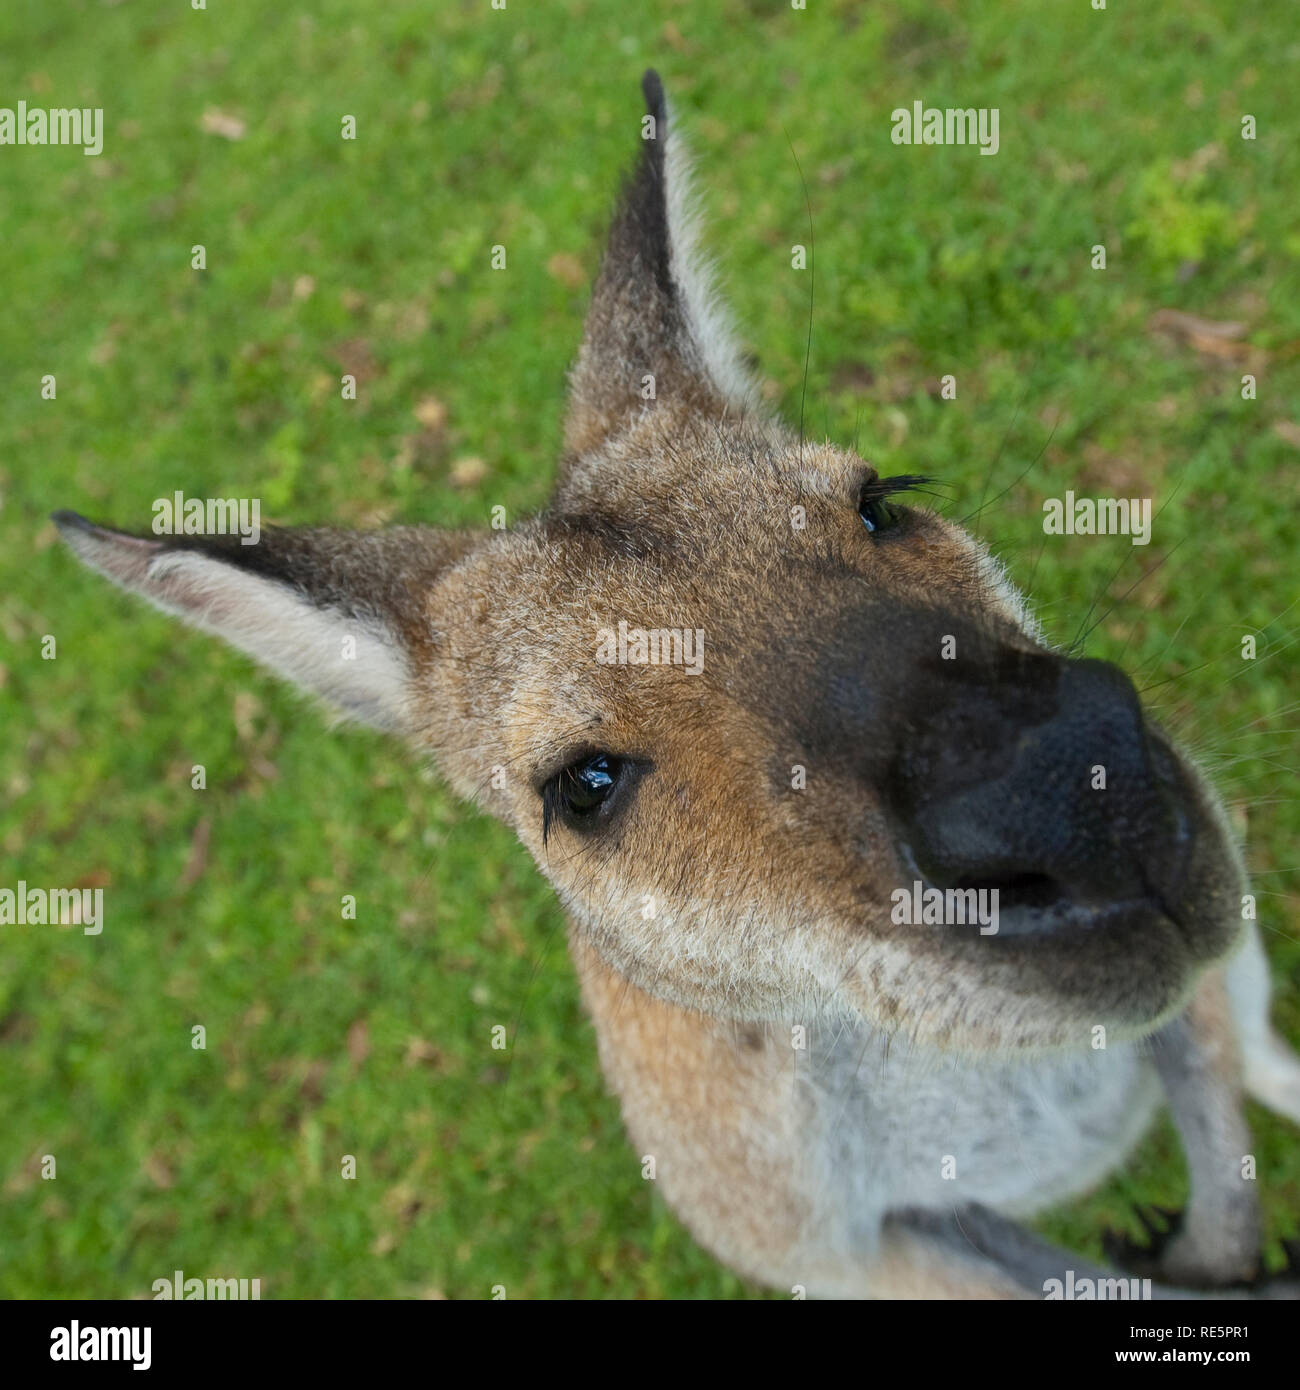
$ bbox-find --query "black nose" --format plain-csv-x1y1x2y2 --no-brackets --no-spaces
891,655,1186,912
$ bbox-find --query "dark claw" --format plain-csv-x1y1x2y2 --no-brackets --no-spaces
1102,1206,1183,1278
1252,1236,1300,1292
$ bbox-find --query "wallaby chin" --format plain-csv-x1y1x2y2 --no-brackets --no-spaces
55,70,1299,1301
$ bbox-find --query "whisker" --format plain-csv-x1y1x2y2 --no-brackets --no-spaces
784,126,815,470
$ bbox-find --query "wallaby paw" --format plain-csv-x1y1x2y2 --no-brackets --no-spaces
1104,1206,1262,1290
1158,1229,1258,1289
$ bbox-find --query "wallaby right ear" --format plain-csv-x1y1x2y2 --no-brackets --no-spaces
53,511,480,735
563,70,761,459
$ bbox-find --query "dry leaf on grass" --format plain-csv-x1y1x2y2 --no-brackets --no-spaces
546,252,586,289
347,1018,371,1066
1149,309,1254,360
178,816,211,891
413,396,447,430
449,456,488,488
200,109,246,140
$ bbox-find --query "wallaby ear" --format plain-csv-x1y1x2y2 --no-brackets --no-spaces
52,511,477,734
563,69,760,459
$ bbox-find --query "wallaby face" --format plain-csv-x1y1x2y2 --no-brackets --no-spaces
405,425,1245,1059
56,70,1246,1066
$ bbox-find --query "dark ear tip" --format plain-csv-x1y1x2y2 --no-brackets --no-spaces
51,509,94,535
641,69,666,122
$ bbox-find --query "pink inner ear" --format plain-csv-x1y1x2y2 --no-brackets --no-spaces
52,511,165,587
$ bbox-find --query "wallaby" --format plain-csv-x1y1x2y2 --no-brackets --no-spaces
55,71,1300,1299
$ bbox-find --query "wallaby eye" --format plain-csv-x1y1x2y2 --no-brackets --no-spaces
542,753,628,842
857,491,898,534
565,754,618,810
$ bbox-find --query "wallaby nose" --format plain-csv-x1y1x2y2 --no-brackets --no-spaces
892,656,1185,913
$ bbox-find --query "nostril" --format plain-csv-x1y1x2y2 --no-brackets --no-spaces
899,835,1071,913
950,871,1063,912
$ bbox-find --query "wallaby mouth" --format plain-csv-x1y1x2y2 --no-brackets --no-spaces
893,837,1180,941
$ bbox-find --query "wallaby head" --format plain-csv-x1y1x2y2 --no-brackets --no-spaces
56,71,1245,1056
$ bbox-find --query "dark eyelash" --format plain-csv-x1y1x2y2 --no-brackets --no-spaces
858,473,937,504
539,747,604,847
541,777,563,847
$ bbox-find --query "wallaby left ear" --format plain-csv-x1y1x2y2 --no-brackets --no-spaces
563,69,761,460
52,511,477,734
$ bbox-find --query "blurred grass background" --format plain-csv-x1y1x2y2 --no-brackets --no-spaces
0,0,1297,1297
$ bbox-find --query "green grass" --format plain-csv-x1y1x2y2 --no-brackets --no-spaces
1,0,1296,1298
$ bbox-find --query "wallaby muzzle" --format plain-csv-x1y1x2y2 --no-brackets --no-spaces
891,651,1195,935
